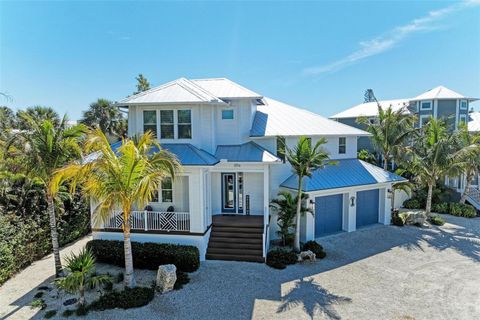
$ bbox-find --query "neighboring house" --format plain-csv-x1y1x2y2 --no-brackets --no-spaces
331,85,480,208
93,77,405,262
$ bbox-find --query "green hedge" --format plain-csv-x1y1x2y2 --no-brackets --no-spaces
89,287,155,311
266,248,298,269
403,198,424,209
432,202,477,218
86,239,200,272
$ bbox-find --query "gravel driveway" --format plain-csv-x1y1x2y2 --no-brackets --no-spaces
2,215,479,320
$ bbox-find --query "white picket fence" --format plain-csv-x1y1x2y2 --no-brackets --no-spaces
103,211,190,232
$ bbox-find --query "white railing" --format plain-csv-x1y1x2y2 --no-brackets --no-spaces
103,211,190,232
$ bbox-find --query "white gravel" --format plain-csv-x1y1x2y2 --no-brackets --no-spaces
2,215,480,320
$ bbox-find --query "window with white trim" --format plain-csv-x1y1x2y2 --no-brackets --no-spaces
177,110,192,139
160,110,174,139
221,109,234,120
338,137,346,154
420,101,432,111
143,110,157,137
161,177,173,203
459,114,467,126
420,115,430,128
460,100,468,110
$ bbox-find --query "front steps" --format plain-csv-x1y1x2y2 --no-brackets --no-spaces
206,215,264,263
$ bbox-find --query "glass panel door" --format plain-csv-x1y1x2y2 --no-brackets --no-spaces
237,173,244,213
222,173,236,213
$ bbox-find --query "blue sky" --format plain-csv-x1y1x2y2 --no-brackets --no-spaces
1,1,479,120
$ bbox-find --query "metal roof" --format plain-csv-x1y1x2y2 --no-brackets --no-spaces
250,97,370,137
109,141,218,166
118,78,224,105
469,112,480,132
215,142,281,162
330,99,410,119
280,159,406,192
411,86,478,102
191,78,262,99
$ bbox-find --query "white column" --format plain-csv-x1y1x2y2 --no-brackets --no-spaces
188,172,204,233
263,166,269,225
347,191,357,232
379,187,391,225
305,211,315,241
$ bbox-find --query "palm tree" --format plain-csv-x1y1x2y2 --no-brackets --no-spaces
285,137,333,252
16,106,60,130
453,124,480,204
80,98,127,140
7,115,86,276
358,104,416,170
270,191,311,247
56,248,111,307
407,117,459,216
51,129,181,287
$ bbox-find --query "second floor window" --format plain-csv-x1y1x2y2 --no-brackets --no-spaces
160,110,174,139
460,100,468,110
222,109,234,120
339,137,346,154
420,101,432,111
177,110,192,139
143,110,157,137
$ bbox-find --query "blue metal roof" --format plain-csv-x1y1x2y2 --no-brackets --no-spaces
110,142,218,166
215,142,281,162
280,159,406,192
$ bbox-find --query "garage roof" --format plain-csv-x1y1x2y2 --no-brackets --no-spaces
280,159,406,192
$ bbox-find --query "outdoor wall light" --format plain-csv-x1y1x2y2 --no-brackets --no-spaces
350,196,356,207
309,199,315,210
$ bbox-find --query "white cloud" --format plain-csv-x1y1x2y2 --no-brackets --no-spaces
304,1,479,75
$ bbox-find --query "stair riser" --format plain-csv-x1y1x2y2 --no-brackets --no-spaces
208,242,263,250
207,248,263,256
210,232,262,239
212,226,264,234
206,254,265,263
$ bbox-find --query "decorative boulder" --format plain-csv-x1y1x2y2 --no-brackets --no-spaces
297,250,316,263
406,212,427,226
156,264,177,293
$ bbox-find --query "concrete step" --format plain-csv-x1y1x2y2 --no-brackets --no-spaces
208,241,263,250
207,247,263,256
210,231,263,239
206,253,264,263
212,226,264,234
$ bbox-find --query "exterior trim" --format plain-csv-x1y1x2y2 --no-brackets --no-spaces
93,223,212,236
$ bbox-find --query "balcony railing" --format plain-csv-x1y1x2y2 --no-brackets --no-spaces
102,211,190,232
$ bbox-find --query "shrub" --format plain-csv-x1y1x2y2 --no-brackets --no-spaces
75,305,88,316
62,309,75,317
34,291,44,299
174,270,190,290
116,272,124,283
449,203,477,218
89,287,155,311
301,241,326,259
86,240,200,272
266,249,297,269
432,202,450,214
403,198,423,209
31,298,46,310
44,310,57,319
429,215,445,226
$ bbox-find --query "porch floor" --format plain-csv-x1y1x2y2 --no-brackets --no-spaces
212,215,263,227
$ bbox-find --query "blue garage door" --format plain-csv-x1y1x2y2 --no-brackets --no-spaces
356,189,379,228
315,194,343,237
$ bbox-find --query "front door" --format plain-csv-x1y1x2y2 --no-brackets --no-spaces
221,173,244,214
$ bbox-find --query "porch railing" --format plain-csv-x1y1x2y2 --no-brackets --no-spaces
102,211,190,232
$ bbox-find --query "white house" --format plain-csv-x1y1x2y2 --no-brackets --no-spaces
93,77,405,262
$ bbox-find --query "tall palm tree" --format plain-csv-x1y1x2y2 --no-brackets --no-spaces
80,98,127,139
7,115,86,276
51,130,181,287
16,106,60,129
286,137,333,252
407,117,459,216
453,124,480,204
358,104,416,170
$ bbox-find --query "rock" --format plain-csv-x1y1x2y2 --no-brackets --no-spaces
156,264,177,293
406,212,427,226
63,298,77,306
298,250,316,263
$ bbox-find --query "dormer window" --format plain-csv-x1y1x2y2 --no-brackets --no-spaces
222,109,234,120
460,100,468,110
420,101,432,111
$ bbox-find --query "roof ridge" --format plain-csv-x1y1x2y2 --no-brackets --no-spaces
176,78,221,102
186,143,217,162
118,78,180,102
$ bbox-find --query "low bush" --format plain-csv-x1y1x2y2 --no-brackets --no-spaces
62,309,75,317
432,202,450,214
44,310,57,319
89,287,155,311
174,270,190,290
403,198,423,209
449,203,477,218
301,241,326,259
116,272,124,283
31,298,46,310
75,305,88,316
86,239,200,272
266,249,297,269
429,215,445,226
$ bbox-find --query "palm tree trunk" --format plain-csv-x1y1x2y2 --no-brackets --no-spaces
123,210,136,287
425,183,433,217
460,172,473,204
293,178,303,252
383,153,389,171
47,194,63,277
79,286,85,306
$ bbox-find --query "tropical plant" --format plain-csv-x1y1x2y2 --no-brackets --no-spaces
80,98,127,140
16,106,60,130
357,149,378,165
357,98,416,170
0,106,16,137
6,115,86,276
133,74,151,95
406,117,460,216
51,130,181,287
285,136,333,252
452,124,480,204
55,248,111,307
270,191,311,247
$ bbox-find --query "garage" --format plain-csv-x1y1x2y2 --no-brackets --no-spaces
315,194,343,237
356,189,379,228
